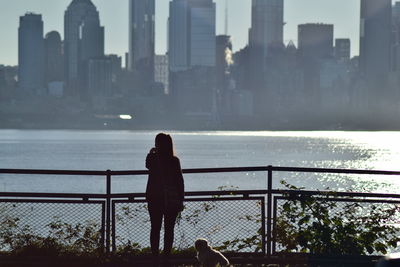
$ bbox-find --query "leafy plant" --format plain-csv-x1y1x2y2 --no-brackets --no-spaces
0,215,103,257
276,180,400,255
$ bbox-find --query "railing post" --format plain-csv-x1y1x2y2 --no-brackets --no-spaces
261,197,266,255
106,169,111,253
267,165,272,256
112,200,116,253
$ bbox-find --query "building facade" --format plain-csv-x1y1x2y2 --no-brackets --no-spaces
168,0,216,119
249,0,284,59
64,0,104,96
128,0,155,83
18,13,45,94
88,57,112,98
168,0,216,72
216,35,233,117
45,31,64,84
392,2,400,71
360,0,391,81
248,0,284,117
155,54,169,94
298,23,334,59
168,0,188,72
335,38,351,62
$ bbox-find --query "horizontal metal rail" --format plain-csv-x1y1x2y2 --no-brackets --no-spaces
0,192,107,199
0,167,270,176
2,166,400,176
271,166,400,175
271,189,400,199
0,168,107,175
2,189,400,200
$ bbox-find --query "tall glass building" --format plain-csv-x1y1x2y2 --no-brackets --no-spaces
64,0,104,95
298,23,334,59
248,0,284,116
18,13,45,94
128,0,155,83
249,0,284,58
360,0,391,81
45,31,64,84
168,0,216,72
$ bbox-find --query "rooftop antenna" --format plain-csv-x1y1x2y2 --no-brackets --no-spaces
224,0,228,35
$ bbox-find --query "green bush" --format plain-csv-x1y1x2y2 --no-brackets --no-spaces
0,216,103,257
276,181,400,255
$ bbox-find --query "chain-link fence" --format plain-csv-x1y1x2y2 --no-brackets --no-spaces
112,197,265,253
3,166,400,262
273,195,400,255
0,199,105,253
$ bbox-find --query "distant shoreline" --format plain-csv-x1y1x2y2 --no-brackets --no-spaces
2,112,400,131
1,123,399,132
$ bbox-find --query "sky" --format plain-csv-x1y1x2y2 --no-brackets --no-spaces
0,0,379,66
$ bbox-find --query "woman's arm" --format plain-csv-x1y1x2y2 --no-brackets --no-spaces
146,152,156,170
175,157,185,199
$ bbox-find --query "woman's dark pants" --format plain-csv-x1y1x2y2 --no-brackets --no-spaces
148,202,179,257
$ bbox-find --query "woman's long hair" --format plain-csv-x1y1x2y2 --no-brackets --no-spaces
155,133,174,158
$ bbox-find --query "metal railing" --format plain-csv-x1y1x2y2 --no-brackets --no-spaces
1,166,400,257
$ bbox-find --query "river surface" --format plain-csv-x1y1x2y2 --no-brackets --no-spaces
1,130,400,194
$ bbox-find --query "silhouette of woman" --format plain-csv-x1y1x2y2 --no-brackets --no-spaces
145,133,185,260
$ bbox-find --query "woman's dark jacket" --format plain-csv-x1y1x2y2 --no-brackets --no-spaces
145,152,184,211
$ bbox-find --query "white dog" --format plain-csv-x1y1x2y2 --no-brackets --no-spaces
195,238,230,267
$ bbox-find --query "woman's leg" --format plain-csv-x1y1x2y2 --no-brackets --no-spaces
148,203,163,256
163,210,178,256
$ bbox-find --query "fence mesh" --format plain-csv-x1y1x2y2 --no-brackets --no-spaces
0,200,105,253
274,196,400,255
3,194,400,257
113,197,264,253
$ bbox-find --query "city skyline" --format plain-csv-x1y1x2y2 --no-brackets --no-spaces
1,0,399,130
0,0,364,66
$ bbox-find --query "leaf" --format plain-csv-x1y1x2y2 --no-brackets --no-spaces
298,215,311,225
283,202,291,212
374,242,387,254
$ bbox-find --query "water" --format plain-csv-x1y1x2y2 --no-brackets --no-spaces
1,130,400,194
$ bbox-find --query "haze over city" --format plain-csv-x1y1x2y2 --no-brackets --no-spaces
1,0,400,130
0,0,363,66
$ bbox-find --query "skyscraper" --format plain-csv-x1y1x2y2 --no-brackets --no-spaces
393,1,400,26
168,0,188,72
249,0,284,59
360,0,391,81
335,38,351,62
216,35,232,82
216,35,233,117
298,23,334,59
45,31,64,84
64,0,104,95
248,0,284,117
18,13,45,94
189,0,216,68
168,0,217,118
392,2,400,71
169,0,216,72
154,54,169,94
128,0,155,83
87,57,112,98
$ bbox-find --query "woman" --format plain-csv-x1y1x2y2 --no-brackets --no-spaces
145,133,185,259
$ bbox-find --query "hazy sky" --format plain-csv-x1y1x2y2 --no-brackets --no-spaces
0,0,379,66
